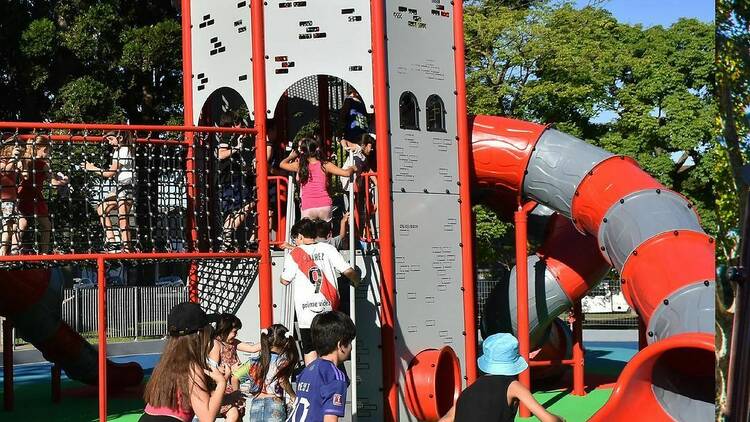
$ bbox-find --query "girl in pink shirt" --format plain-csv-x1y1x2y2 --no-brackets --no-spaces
280,138,354,221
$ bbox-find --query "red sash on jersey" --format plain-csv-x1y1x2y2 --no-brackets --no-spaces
290,247,340,310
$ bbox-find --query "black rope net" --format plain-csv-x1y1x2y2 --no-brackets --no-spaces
0,129,259,270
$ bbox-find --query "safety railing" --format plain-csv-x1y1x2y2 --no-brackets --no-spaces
268,175,289,247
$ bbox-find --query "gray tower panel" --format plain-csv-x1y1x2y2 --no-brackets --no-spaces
392,192,465,421
263,0,374,116
386,0,459,194
598,189,703,271
523,129,612,217
646,281,715,344
507,255,573,347
190,0,254,123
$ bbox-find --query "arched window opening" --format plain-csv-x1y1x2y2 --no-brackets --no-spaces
399,91,420,130
426,94,446,132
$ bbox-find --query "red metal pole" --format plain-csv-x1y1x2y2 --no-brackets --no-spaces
251,0,273,328
514,205,531,418
452,0,478,386
370,1,397,419
0,122,255,134
181,0,199,303
572,301,586,396
97,256,107,421
3,319,13,411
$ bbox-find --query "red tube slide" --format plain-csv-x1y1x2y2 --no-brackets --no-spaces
0,269,143,390
470,115,715,421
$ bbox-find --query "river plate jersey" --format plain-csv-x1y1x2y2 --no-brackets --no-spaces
281,242,352,328
287,358,348,422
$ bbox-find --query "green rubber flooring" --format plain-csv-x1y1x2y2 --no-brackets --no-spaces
0,379,613,422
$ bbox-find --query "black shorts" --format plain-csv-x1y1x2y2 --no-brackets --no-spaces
299,328,315,355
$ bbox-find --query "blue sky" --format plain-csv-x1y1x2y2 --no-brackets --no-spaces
574,0,714,27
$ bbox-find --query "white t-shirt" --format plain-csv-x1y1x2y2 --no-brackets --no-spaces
281,242,352,329
113,146,134,185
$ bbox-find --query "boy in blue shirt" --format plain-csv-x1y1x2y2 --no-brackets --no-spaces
287,311,355,422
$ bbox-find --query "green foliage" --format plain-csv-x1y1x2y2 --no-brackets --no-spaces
465,1,721,273
473,205,513,269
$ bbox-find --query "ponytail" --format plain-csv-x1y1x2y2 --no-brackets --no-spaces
297,138,320,185
253,324,299,395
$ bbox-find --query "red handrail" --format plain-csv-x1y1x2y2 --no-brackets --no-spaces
268,175,288,246
0,122,257,134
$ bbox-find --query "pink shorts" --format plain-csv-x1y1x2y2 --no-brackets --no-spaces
301,206,332,221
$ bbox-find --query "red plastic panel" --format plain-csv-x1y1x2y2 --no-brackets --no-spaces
571,156,662,236
0,269,50,316
404,347,462,421
538,214,610,301
470,115,546,212
589,332,714,422
620,230,715,322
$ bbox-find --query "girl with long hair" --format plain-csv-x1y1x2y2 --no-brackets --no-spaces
239,323,299,421
17,135,68,253
280,137,355,221
140,302,229,422
208,314,261,422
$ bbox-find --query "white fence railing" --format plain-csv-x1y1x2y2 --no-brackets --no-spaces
58,286,189,340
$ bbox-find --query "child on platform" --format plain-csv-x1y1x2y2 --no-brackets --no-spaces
208,314,261,422
83,130,135,252
287,311,355,422
234,324,298,421
279,137,355,221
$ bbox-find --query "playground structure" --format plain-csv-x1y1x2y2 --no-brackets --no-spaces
0,1,715,421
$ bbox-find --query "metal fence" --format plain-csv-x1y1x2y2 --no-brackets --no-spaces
476,270,639,330
58,286,189,340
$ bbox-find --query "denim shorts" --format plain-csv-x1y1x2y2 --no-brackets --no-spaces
246,396,286,422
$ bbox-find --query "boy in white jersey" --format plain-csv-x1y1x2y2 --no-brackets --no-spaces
280,218,360,364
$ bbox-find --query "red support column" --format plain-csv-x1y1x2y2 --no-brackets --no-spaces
97,256,107,421
251,0,274,328
370,1,398,420
514,203,533,418
180,0,199,303
452,0,478,386
572,301,586,396
3,319,13,411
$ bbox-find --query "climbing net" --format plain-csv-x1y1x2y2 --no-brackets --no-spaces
0,123,266,263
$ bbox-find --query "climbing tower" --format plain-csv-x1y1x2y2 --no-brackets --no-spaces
183,0,475,420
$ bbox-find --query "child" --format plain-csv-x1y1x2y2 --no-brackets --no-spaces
280,218,360,364
281,217,303,250
279,138,355,221
287,311,355,422
216,113,255,251
235,324,298,422
17,135,68,253
314,213,349,250
438,333,565,422
140,302,229,422
83,130,135,252
0,138,23,255
208,314,261,422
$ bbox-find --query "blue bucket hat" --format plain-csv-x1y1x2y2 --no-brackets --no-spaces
477,333,529,376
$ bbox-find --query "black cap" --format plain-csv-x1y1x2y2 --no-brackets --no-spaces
167,302,220,336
